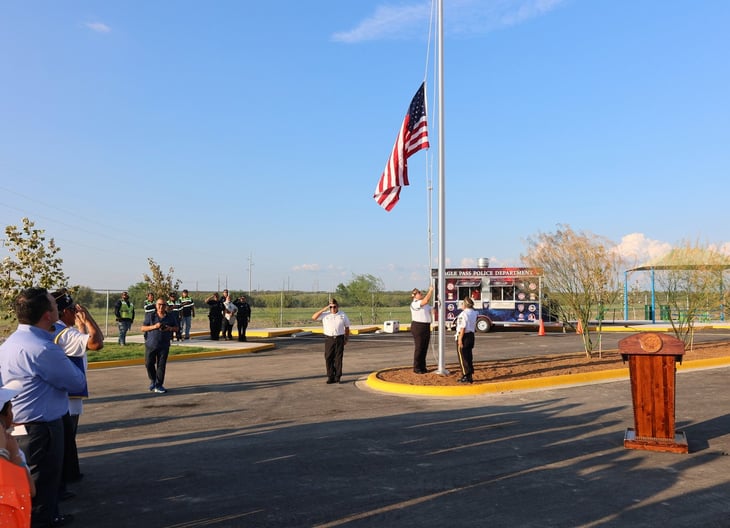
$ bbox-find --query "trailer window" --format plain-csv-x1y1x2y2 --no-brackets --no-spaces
490,285,515,301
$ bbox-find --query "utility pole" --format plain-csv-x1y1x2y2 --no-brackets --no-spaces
247,253,254,295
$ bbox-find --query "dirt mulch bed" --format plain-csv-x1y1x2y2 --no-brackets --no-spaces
376,340,730,386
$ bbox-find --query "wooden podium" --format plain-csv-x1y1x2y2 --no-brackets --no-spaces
619,332,688,454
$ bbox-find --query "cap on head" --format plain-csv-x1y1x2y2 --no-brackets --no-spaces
52,289,74,312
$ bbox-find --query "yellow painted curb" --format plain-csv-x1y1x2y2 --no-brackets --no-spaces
247,328,304,338
87,343,275,370
676,356,730,371
365,357,730,397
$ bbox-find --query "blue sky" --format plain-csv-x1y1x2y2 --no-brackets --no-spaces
1,1,728,293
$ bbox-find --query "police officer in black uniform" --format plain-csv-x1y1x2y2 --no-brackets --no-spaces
233,296,252,342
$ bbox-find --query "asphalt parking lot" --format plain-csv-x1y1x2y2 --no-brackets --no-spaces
65,330,730,527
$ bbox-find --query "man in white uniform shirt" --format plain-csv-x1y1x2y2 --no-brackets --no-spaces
312,298,350,384
52,289,104,495
455,296,478,383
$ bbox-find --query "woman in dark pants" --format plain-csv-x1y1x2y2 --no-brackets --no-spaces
410,285,434,373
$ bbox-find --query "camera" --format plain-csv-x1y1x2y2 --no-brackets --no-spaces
159,324,168,331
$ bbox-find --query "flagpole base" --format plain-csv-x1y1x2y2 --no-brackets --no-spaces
435,368,450,376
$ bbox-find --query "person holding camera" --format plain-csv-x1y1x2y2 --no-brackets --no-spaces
51,288,104,499
140,298,179,394
311,298,350,384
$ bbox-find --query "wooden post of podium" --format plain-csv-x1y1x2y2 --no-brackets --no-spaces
619,332,688,454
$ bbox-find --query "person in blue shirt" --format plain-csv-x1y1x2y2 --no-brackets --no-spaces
140,298,179,394
0,287,86,528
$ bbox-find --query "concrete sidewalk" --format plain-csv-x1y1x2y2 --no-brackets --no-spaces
62,331,730,527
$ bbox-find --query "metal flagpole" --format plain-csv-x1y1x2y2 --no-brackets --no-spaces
436,0,448,375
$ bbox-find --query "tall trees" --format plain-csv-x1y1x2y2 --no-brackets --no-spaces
523,224,624,357
1,218,68,323
335,274,385,324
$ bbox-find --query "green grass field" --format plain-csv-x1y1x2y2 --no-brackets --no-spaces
87,343,217,363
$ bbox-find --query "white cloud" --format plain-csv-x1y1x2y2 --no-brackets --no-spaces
613,233,672,267
85,22,111,33
332,4,430,43
292,263,321,272
332,0,568,43
499,0,568,27
709,242,730,256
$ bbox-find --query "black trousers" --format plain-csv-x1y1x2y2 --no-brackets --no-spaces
145,344,170,386
222,319,234,339
411,321,431,371
324,335,345,381
209,317,222,340
457,331,475,376
62,412,81,484
236,318,249,341
18,418,64,527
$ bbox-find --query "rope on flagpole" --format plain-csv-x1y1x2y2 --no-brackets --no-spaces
424,0,440,365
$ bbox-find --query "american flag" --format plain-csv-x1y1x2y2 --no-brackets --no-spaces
373,82,430,211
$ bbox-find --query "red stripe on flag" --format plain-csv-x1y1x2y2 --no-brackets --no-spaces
374,83,430,211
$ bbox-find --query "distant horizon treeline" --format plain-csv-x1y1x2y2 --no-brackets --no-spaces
68,285,415,310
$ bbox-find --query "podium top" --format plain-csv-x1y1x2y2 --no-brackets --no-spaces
618,332,685,357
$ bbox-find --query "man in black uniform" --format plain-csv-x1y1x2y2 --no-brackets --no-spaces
167,292,182,342
205,293,223,340
233,296,252,342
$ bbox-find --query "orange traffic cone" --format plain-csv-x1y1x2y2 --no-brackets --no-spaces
538,319,545,336
576,320,583,335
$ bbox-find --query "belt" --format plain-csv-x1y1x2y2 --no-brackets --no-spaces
11,419,59,436
326,334,344,338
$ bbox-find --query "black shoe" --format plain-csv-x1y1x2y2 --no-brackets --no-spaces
326,378,336,384
335,378,341,384
413,369,427,374
52,513,74,527
458,375,473,384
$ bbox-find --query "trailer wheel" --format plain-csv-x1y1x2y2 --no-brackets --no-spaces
476,317,492,333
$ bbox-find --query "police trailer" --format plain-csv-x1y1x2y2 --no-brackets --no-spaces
432,262,549,333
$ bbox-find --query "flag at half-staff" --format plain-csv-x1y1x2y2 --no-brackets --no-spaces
373,82,430,211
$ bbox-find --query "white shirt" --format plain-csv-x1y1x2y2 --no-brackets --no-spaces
410,300,433,323
455,308,478,339
224,301,238,322
317,311,350,336
53,321,90,416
